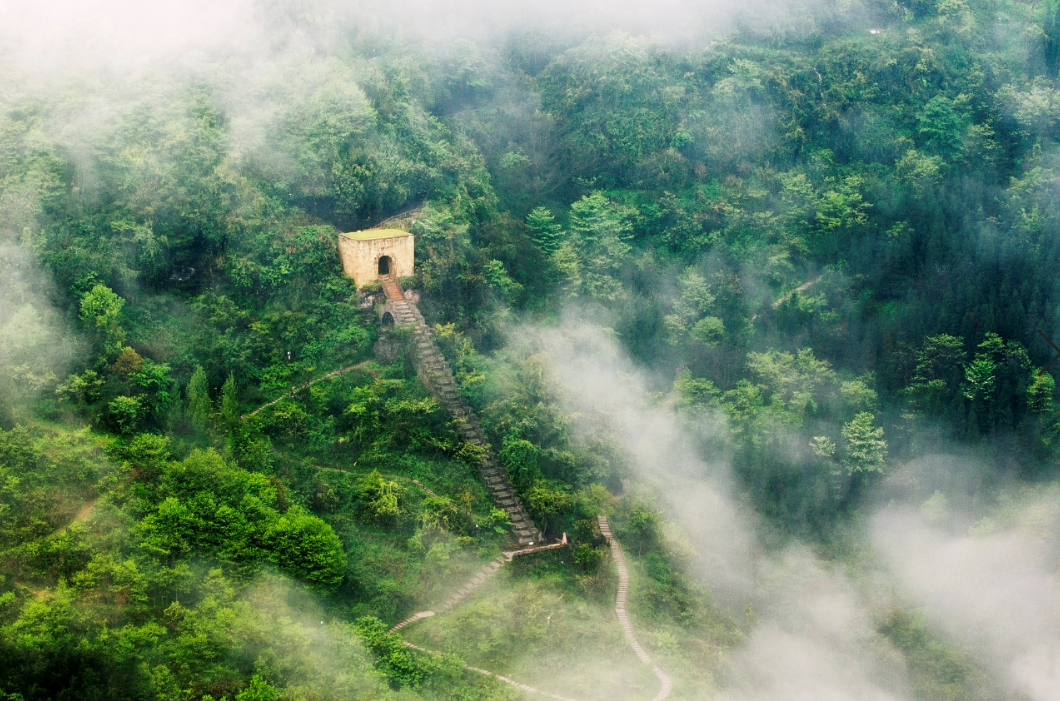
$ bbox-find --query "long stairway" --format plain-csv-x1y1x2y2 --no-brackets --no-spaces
380,276,543,546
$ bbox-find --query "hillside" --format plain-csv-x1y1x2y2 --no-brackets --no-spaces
3,0,1060,700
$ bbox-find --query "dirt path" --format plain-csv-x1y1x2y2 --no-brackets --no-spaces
598,516,673,701
394,519,671,701
243,360,371,418
751,276,822,322
73,501,95,523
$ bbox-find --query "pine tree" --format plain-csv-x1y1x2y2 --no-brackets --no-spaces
841,412,888,474
526,207,565,254
186,366,211,433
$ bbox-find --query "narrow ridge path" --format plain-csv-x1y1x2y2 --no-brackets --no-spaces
750,276,822,322
380,275,543,546
243,360,371,418
598,516,673,701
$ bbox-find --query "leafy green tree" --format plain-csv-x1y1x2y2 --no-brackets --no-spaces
56,370,103,406
420,495,464,533
79,285,126,357
265,507,346,590
691,316,725,346
746,348,836,421
500,433,542,491
106,396,142,435
235,676,280,701
814,176,869,241
1028,373,1055,416
130,359,174,420
526,481,571,533
664,268,717,345
917,96,966,158
674,369,720,409
962,333,1033,433
354,616,426,688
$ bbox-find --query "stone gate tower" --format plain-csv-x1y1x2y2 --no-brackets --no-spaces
338,229,415,287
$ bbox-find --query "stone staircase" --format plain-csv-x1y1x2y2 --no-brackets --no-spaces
390,553,511,632
389,539,567,633
380,276,543,546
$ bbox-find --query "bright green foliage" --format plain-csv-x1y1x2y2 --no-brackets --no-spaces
221,374,239,426
354,616,427,688
563,192,633,300
904,335,968,416
674,369,721,409
746,348,836,421
526,206,565,253
1028,374,1055,415
186,366,211,432
79,285,126,357
841,412,888,475
664,268,718,345
345,378,448,455
265,507,346,589
814,176,870,244
234,675,280,701
500,434,542,491
5,1,1060,695
525,481,571,533
137,449,344,588
917,96,967,158
106,395,143,435
691,316,725,346
354,471,404,523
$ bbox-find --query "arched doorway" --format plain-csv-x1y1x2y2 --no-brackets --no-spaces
378,255,392,276
381,311,395,326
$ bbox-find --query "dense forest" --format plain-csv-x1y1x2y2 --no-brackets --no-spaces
2,0,1060,699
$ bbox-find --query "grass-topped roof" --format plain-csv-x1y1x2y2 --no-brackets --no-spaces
342,228,411,240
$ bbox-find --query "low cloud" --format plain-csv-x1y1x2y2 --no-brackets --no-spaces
0,243,77,419
872,495,1060,701
513,312,912,700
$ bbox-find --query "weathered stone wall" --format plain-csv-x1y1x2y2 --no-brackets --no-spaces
338,230,414,287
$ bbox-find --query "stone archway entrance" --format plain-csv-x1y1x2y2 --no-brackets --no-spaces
378,255,392,276
381,311,395,326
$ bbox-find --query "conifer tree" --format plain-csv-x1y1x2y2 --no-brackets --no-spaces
186,366,211,433
526,206,565,254
841,412,888,474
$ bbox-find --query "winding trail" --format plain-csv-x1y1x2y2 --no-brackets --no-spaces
243,360,371,418
598,516,673,701
393,518,672,701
